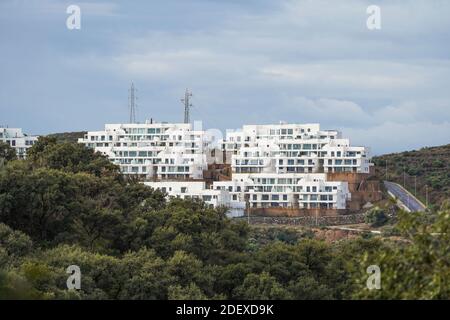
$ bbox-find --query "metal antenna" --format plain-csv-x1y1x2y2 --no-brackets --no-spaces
181,88,192,123
128,82,137,123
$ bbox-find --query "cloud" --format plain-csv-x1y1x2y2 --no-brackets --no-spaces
260,61,425,91
0,0,449,154
0,0,119,18
343,121,450,155
274,96,450,154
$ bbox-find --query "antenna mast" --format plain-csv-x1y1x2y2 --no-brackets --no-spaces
181,88,192,123
128,82,137,123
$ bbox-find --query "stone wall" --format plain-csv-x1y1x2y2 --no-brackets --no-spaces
248,207,346,217
236,213,366,227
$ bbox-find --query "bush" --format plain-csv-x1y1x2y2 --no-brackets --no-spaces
365,207,389,227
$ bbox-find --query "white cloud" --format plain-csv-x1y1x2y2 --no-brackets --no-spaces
343,121,450,155
1,0,450,154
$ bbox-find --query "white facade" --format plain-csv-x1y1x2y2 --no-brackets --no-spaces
80,121,371,211
78,121,210,179
143,180,228,207
216,123,370,210
212,173,350,210
0,127,38,159
221,123,371,174
143,181,243,217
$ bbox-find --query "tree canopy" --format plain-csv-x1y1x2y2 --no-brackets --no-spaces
0,140,449,300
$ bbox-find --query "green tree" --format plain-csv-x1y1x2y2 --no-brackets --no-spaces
0,223,33,268
0,141,16,163
365,207,389,227
168,283,208,300
356,203,450,299
118,249,173,299
27,137,118,177
233,272,292,299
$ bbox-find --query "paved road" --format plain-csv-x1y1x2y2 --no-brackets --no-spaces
384,181,426,212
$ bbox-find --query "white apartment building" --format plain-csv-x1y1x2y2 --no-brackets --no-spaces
0,127,38,159
143,181,244,217
212,173,350,210
221,123,371,174
79,121,371,212
78,121,211,179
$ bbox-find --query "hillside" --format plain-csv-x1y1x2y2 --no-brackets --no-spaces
47,131,86,143
372,144,450,209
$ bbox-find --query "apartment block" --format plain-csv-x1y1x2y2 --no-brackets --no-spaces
221,123,370,174
80,121,375,214
212,173,350,210
78,121,210,179
0,127,38,159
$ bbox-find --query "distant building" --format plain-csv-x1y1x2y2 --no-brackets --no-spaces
0,127,38,159
78,121,211,180
80,121,373,213
220,123,371,174
212,173,350,210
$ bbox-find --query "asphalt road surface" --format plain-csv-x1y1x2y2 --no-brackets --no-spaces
384,181,426,212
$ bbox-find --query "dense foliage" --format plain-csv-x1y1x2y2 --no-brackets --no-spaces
364,207,389,227
46,131,86,144
373,144,450,209
0,142,16,165
0,138,449,299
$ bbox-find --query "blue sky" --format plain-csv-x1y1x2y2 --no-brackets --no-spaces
1,0,449,154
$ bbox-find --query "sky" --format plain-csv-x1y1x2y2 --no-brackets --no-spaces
1,0,449,155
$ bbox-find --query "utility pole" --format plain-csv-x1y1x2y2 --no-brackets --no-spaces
128,82,137,123
403,170,406,188
414,176,417,197
181,88,192,124
385,160,388,180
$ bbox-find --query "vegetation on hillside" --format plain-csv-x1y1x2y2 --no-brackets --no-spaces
372,144,450,209
0,138,449,299
47,131,86,144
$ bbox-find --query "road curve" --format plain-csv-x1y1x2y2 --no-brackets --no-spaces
384,181,426,212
